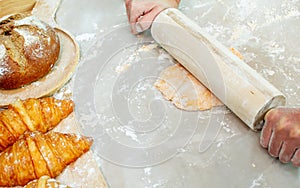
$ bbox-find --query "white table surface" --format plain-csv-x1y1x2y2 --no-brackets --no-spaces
55,0,300,187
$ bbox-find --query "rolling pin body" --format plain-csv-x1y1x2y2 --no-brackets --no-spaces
151,8,286,130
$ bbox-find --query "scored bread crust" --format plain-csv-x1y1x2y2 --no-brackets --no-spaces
0,13,60,90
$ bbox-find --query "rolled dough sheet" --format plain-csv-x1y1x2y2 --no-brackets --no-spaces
155,63,223,111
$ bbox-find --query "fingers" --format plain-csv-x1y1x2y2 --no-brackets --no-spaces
260,121,273,148
259,107,300,167
291,149,300,166
128,3,142,24
278,142,296,163
125,0,132,21
125,0,170,34
134,6,165,33
128,2,153,34
268,132,283,157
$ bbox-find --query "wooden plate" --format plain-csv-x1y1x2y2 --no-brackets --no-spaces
0,0,79,107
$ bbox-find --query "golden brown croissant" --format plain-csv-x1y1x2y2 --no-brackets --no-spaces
0,131,93,187
0,97,74,152
24,175,70,188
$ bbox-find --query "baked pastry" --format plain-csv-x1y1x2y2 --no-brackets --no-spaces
24,175,70,188
0,97,74,152
0,131,93,187
0,13,60,89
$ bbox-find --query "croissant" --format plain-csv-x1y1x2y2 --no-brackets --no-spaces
24,175,70,188
0,97,74,152
0,131,93,187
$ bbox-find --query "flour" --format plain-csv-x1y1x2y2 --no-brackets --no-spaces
14,16,48,32
0,44,9,77
0,44,5,60
14,28,40,47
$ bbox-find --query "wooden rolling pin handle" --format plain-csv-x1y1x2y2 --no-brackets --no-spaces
151,8,286,130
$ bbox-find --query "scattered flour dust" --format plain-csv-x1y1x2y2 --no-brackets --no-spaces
115,63,131,73
137,43,158,52
114,43,159,74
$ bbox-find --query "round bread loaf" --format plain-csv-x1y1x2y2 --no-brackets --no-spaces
0,13,60,90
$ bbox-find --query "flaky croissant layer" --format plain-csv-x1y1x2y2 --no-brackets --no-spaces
0,131,93,187
0,97,74,152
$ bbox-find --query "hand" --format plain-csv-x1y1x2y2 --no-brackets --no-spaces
260,107,300,166
125,0,180,34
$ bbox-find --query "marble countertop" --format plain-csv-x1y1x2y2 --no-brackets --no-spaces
55,0,300,187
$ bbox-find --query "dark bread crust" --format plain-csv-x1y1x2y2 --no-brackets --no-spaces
0,13,60,90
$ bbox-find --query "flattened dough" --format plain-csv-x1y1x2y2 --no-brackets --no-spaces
155,63,223,111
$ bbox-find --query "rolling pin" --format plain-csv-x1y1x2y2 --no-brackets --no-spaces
151,8,286,130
